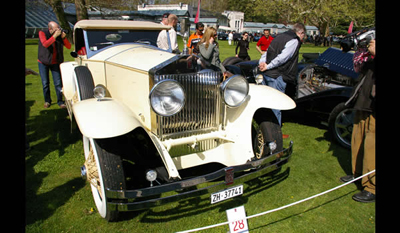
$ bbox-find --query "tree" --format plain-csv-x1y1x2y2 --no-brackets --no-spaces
44,0,73,42
75,0,88,21
230,0,375,36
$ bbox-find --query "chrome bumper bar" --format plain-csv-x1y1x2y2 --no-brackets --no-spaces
106,141,293,212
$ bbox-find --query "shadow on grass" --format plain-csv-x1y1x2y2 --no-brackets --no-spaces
25,177,86,225
283,115,352,176
124,167,291,223
25,104,83,225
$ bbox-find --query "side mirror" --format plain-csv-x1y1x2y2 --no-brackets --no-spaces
70,51,78,58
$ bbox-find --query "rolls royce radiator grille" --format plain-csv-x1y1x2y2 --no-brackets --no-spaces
153,71,223,142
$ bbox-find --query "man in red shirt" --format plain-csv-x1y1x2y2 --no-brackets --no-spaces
256,29,274,55
38,21,71,108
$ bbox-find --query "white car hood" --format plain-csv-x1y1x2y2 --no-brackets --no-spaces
89,44,177,72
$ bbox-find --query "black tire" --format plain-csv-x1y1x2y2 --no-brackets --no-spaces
253,120,283,160
85,137,126,221
222,56,244,66
74,66,94,100
328,102,354,149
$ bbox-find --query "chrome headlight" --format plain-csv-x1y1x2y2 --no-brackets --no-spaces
145,170,157,182
149,80,185,116
220,75,249,107
255,74,264,85
93,84,106,100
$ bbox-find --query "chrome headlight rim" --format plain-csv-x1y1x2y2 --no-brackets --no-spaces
220,74,249,107
149,79,186,117
93,84,107,100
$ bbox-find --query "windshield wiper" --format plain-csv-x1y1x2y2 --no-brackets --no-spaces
96,42,114,46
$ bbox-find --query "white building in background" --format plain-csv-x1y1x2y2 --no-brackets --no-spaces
138,3,194,17
222,11,244,32
243,22,320,36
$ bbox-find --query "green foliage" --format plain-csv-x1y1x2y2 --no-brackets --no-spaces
227,0,375,36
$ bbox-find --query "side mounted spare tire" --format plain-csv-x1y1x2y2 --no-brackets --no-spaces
74,66,95,100
222,56,244,66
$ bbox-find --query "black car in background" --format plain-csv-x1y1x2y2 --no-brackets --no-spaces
290,47,357,149
223,47,358,149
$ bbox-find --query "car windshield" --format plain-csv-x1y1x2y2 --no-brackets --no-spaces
85,29,161,57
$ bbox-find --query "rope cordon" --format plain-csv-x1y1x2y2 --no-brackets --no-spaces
176,169,375,233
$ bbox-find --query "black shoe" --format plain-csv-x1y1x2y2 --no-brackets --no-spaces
352,190,375,203
340,175,354,183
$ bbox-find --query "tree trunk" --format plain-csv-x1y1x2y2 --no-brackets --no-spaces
75,0,88,21
48,0,73,43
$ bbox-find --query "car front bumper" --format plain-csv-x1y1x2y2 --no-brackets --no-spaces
106,141,293,212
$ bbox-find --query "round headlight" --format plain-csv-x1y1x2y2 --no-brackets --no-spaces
93,84,106,100
255,74,264,85
145,170,157,182
221,75,249,107
149,80,185,116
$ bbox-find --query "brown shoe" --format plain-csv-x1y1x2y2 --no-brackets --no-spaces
59,104,67,109
44,102,51,108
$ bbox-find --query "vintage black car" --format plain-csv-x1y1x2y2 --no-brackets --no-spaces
223,47,358,149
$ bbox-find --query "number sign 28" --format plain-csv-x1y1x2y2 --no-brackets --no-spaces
226,206,249,233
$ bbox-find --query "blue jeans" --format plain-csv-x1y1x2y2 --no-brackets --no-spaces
38,62,64,106
261,74,287,125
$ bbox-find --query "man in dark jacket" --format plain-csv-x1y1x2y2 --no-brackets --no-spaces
258,23,305,125
38,21,71,108
340,39,375,203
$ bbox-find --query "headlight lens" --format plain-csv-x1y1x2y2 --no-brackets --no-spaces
221,75,249,107
93,84,106,100
149,80,185,116
145,170,157,182
255,74,264,85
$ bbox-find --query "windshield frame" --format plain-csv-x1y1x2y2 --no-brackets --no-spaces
83,29,169,58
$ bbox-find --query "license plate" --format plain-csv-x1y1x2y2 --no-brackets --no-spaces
211,185,243,204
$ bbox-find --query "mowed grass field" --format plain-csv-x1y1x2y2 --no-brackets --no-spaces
25,37,375,232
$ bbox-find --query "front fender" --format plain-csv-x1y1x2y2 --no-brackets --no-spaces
225,84,296,125
60,61,78,100
248,84,296,110
222,84,296,161
72,98,143,139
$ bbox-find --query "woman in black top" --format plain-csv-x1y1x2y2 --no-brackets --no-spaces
235,32,251,61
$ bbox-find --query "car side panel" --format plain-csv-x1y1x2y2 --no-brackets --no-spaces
60,61,77,100
105,63,152,130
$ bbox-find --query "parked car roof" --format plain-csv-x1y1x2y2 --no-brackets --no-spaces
74,19,171,31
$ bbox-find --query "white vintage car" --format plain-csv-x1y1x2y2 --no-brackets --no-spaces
60,19,295,221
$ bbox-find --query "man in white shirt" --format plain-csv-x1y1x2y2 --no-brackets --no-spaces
157,14,180,53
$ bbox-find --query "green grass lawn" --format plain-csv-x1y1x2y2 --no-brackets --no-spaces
25,38,374,232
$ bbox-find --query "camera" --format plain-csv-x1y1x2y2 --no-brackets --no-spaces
340,27,375,53
61,28,69,34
